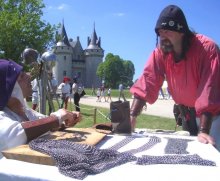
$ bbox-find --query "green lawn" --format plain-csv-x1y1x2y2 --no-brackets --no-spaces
27,94,179,131
81,89,178,131
75,104,178,131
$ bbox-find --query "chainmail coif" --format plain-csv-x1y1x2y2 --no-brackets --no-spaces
29,138,136,180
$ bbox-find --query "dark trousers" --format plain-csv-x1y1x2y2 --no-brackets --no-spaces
74,93,80,112
173,104,198,136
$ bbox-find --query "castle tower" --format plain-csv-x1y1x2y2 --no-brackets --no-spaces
70,36,86,85
84,24,104,87
53,21,104,87
53,22,73,84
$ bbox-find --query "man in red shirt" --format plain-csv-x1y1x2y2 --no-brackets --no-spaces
130,5,220,151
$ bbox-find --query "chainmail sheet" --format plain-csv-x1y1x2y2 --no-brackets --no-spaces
101,135,191,155
124,136,161,155
164,137,193,154
97,136,161,154
29,135,216,180
106,136,136,150
137,154,216,166
97,135,216,166
29,138,136,180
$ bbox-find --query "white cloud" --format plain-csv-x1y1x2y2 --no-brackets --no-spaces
57,4,69,10
47,6,53,10
113,13,125,17
46,4,69,11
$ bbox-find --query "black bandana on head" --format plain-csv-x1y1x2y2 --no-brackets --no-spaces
155,5,190,35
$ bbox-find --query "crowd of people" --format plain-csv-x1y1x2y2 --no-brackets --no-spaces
95,84,127,103
158,80,172,100
29,73,86,113
57,76,86,112
96,85,112,102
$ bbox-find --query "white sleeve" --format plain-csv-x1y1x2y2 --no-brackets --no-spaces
72,83,76,94
58,83,64,89
0,114,27,157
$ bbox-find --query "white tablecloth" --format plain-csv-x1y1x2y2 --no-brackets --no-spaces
0,130,220,181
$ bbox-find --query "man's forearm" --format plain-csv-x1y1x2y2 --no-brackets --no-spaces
199,112,212,134
21,116,60,142
130,97,146,117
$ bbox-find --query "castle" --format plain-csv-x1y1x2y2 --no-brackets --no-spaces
52,22,104,88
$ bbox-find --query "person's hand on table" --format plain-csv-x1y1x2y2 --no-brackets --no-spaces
198,132,215,145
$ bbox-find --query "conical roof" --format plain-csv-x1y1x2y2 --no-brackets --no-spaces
86,23,101,50
60,21,70,46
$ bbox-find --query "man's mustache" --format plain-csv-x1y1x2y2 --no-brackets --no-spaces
160,39,173,53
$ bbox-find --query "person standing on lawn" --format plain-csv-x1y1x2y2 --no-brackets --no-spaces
118,83,126,101
72,78,81,112
58,77,71,109
106,88,112,102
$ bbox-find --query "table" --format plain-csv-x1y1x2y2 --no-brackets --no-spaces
0,129,220,181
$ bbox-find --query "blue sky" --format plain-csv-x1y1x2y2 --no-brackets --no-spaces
42,0,220,81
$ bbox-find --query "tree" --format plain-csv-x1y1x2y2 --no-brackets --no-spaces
0,0,57,62
104,54,124,88
96,62,105,82
121,60,135,87
97,53,135,88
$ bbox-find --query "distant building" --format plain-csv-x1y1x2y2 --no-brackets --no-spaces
52,22,104,88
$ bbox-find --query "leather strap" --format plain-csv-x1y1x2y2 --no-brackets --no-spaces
199,112,212,134
130,97,146,117
22,116,60,142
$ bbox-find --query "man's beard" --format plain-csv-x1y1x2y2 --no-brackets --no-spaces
160,39,173,54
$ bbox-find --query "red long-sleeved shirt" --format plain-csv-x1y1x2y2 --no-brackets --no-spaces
130,34,220,116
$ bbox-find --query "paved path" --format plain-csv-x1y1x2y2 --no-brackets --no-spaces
79,95,175,119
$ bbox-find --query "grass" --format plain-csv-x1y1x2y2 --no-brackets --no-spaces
77,104,178,131
28,98,178,131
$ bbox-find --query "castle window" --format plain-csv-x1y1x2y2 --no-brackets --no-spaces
63,71,67,76
64,56,66,60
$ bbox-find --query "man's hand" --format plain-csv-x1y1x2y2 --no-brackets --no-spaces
198,132,215,145
53,109,81,127
64,111,81,127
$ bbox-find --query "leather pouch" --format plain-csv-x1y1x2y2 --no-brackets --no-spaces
110,100,131,134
